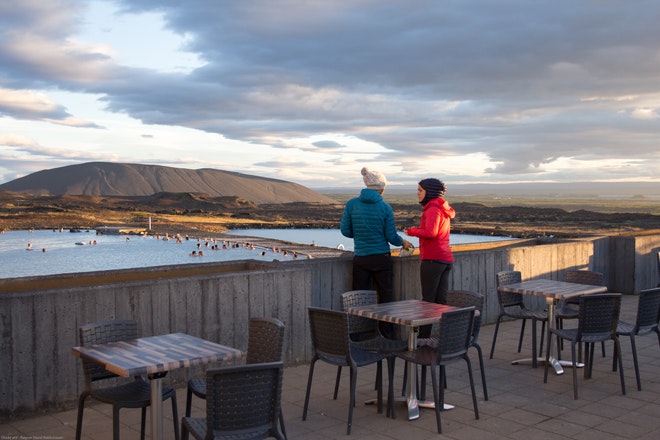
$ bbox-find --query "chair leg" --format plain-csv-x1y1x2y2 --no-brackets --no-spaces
543,335,552,384
630,336,642,390
181,419,189,440
386,357,396,419
489,317,503,359
75,393,88,440
171,394,180,440
185,385,193,417
347,366,357,435
583,343,591,379
429,364,442,434
279,409,288,439
140,407,146,440
464,355,479,420
517,319,527,353
376,360,383,414
571,342,579,400
302,358,318,421
614,337,626,395
375,361,382,391
590,343,597,377
473,344,489,401
420,365,427,401
112,405,121,440
531,320,538,368
333,366,342,400
539,321,546,357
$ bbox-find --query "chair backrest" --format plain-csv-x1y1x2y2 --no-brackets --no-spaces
78,320,138,385
565,270,605,287
496,271,524,308
307,307,351,364
634,287,660,334
205,361,283,438
340,290,379,337
435,307,476,360
577,294,622,341
246,317,285,364
446,290,484,342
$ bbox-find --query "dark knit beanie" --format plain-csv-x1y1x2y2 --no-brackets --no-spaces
419,178,446,205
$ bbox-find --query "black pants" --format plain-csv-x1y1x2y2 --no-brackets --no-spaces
352,253,396,338
418,260,452,339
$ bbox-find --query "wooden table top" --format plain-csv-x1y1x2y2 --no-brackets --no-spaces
346,299,458,327
71,332,242,378
499,279,607,300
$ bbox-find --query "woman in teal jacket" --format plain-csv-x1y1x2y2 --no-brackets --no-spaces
340,167,411,337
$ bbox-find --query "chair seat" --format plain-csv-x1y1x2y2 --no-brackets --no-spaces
184,417,273,440
555,305,579,319
181,417,206,439
352,337,407,353
398,345,464,366
91,378,162,406
552,327,610,344
505,309,548,321
616,320,635,335
187,378,206,399
349,345,390,365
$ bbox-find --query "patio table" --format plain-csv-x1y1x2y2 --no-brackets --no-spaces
71,332,242,440
346,299,457,420
498,279,607,374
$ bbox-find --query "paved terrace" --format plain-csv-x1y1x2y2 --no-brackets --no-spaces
2,294,658,440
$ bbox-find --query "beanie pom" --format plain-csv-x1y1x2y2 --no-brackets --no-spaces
362,167,387,190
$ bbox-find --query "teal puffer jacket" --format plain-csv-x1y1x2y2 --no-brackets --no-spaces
340,188,405,256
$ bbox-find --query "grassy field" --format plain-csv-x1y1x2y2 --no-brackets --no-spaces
325,193,660,215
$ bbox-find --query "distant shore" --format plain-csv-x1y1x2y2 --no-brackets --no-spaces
1,191,659,239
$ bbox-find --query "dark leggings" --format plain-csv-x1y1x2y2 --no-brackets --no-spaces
352,253,396,338
418,260,452,338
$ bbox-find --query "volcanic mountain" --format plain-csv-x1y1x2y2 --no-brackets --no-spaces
0,162,334,205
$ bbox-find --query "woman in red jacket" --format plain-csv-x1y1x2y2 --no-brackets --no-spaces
405,178,455,339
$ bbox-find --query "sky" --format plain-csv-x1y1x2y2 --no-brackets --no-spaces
1,0,659,190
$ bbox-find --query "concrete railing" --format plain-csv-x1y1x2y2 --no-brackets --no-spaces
1,233,659,419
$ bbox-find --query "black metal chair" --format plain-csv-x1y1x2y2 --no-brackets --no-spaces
613,287,660,390
302,307,391,435
544,293,626,399
395,307,479,434
185,317,286,437
556,270,607,358
75,320,179,440
446,289,489,400
489,271,548,368
181,361,285,440
336,290,407,396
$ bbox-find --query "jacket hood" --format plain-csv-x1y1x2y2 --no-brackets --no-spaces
358,188,383,204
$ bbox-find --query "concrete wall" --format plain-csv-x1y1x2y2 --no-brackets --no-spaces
1,234,659,419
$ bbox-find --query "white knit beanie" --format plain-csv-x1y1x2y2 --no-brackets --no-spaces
361,167,387,190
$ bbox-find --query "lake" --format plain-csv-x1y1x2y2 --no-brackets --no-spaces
225,228,510,251
0,228,510,279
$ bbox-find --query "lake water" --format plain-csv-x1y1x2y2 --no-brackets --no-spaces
0,228,510,279
225,228,509,251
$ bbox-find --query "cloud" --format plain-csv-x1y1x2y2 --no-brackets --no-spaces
0,88,102,127
1,0,659,186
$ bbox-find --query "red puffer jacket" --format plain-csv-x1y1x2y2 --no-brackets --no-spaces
405,197,455,262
